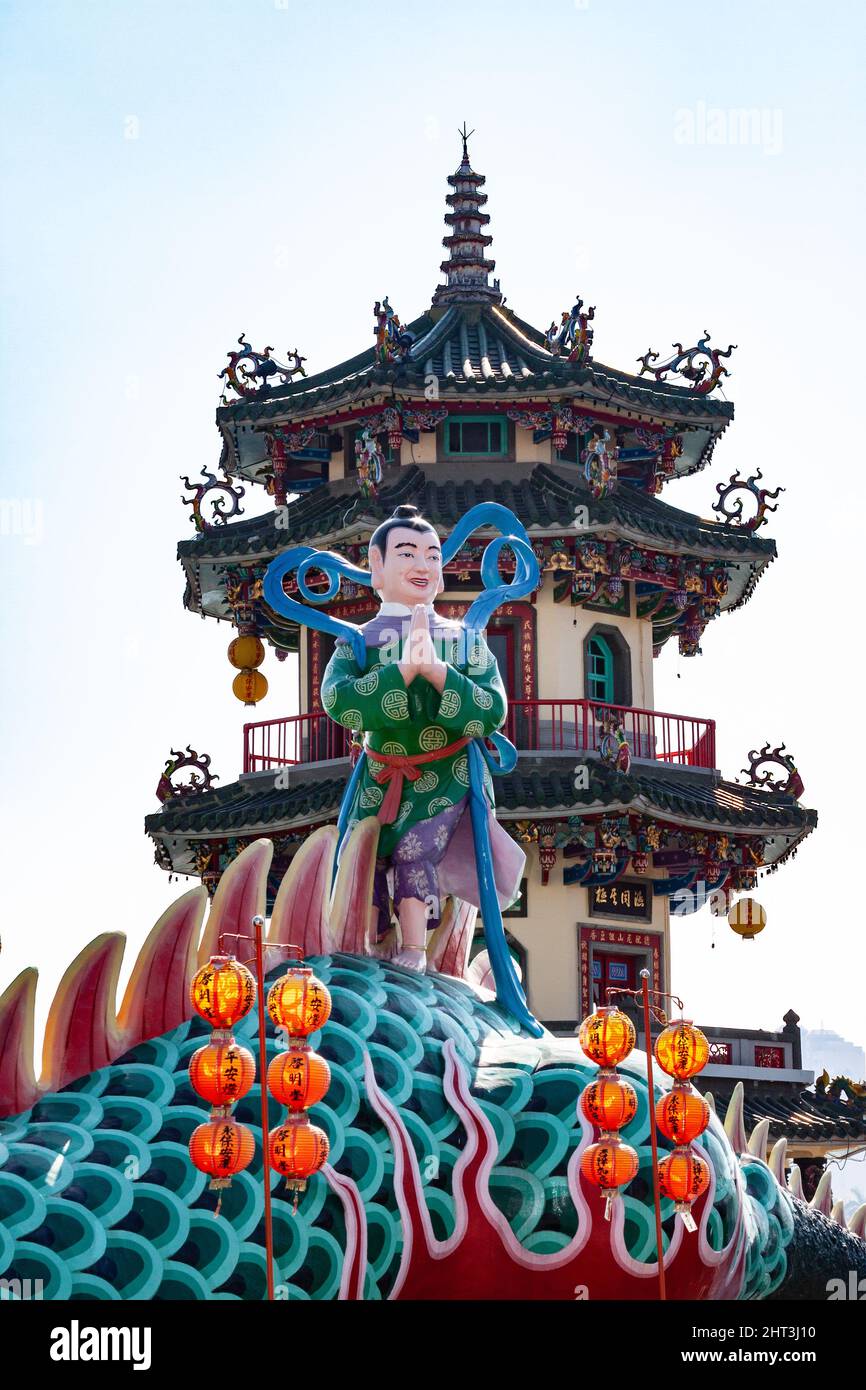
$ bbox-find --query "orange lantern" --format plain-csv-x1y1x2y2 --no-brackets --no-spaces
267,1048,331,1112
581,1138,639,1198
655,1085,710,1146
654,1020,709,1082
267,967,332,1039
189,1117,255,1190
228,635,265,670
580,1073,638,1134
578,1007,636,1068
269,1117,330,1202
189,1039,256,1108
232,669,268,706
658,1147,710,1210
190,956,256,1034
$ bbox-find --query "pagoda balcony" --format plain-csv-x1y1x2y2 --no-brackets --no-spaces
242,699,716,775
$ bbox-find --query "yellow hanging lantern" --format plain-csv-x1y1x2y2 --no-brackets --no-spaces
727,897,767,942
228,635,265,670
232,669,268,706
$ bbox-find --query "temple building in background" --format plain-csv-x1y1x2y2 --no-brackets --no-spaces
146,137,864,1193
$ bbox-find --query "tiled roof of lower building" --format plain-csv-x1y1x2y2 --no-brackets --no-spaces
710,1084,866,1145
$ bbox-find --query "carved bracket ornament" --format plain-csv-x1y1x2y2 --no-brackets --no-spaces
597,711,632,774
712,470,784,531
219,334,307,402
741,743,804,799
637,332,736,395
545,296,595,365
155,746,218,804
374,298,415,364
362,403,448,451
180,468,245,532
354,427,385,498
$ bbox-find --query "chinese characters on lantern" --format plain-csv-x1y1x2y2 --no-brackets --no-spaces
187,956,258,1205
266,963,333,1210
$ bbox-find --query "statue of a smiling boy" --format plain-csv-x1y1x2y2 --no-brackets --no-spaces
320,504,525,971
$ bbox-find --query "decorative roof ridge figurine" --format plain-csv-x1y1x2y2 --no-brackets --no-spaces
637,332,735,395
155,746,218,804
180,466,245,533
545,296,595,365
712,468,784,531
219,334,307,403
262,500,542,1035
740,742,804,799
374,298,415,364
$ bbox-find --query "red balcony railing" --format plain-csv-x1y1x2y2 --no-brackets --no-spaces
243,699,716,774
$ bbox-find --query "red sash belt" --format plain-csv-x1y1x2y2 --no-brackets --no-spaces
368,735,472,825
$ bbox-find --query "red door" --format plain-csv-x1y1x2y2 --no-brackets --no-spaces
591,952,636,1007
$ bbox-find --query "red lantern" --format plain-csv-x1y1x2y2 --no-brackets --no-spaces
580,1073,638,1134
578,1007,636,1069
267,1048,331,1112
189,1039,256,1108
654,1020,709,1082
581,1138,639,1193
655,1086,710,1146
189,1117,255,1190
388,428,403,452
190,956,256,1034
267,967,332,1039
269,1117,330,1201
658,1147,710,1209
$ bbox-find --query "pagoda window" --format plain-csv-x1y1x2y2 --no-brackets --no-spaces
586,635,614,703
584,625,632,707
444,414,507,457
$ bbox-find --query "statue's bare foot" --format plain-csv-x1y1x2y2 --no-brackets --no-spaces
390,947,427,973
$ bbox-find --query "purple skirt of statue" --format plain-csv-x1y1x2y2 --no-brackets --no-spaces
371,793,525,939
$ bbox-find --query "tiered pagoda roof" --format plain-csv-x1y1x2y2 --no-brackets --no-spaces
179,460,775,654
214,140,733,488
155,134,814,897
217,304,731,485
146,756,816,882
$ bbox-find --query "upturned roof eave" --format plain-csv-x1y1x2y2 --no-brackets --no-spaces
215,300,736,431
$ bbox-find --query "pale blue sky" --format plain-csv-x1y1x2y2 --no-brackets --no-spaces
1,0,864,1098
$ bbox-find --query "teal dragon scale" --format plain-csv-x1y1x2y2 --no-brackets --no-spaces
1,839,863,1301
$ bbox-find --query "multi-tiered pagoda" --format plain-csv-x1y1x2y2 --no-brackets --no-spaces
149,135,816,1034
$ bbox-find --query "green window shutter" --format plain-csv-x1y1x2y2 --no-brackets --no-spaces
444,415,507,456
587,635,614,703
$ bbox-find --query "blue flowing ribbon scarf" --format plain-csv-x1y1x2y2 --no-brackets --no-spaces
262,502,543,1036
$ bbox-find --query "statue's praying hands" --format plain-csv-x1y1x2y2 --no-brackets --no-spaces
398,604,447,693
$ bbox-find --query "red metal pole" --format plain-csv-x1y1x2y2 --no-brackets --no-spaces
253,913,276,1302
640,968,666,1301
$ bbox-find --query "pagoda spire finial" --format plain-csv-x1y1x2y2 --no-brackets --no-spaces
458,121,475,167
432,127,502,308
